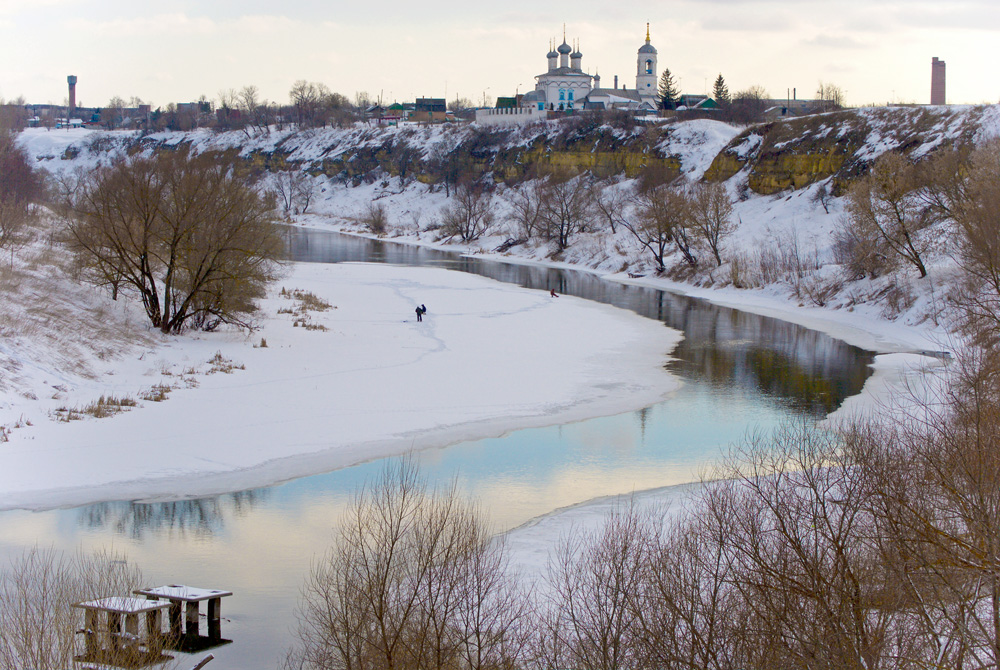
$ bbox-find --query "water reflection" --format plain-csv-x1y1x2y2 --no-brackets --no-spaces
0,230,883,670
285,229,875,414
79,490,269,539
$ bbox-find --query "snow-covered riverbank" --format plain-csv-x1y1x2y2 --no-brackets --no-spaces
0,262,681,511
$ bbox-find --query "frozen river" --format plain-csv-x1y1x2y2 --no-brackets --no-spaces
0,230,876,669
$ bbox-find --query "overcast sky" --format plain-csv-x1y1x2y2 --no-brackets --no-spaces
2,0,998,109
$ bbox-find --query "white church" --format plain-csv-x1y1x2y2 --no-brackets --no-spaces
476,25,660,126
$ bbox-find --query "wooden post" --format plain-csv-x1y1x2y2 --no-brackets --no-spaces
169,601,183,643
147,608,164,653
107,611,122,651
186,601,200,636
207,597,221,640
124,612,139,658
84,609,100,657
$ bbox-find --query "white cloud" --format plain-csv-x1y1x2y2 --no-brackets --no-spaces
803,34,871,50
68,13,217,37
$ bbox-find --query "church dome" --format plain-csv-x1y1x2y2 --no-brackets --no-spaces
547,48,558,58
557,41,572,55
571,48,583,58
638,43,657,54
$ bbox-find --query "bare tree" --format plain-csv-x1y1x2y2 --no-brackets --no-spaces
0,546,145,670
590,179,632,235
290,80,321,128
440,183,495,242
293,458,529,670
845,152,932,278
273,169,316,217
0,130,42,255
623,184,696,271
946,141,1000,342
701,424,897,670
504,182,545,244
688,182,735,267
632,509,748,670
238,85,273,135
842,339,1000,669
69,149,283,332
546,504,648,670
99,96,126,129
727,86,770,124
815,81,846,112
538,175,595,251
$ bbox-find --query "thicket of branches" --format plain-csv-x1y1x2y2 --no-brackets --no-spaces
0,130,43,254
0,547,145,670
68,149,284,333
289,458,533,670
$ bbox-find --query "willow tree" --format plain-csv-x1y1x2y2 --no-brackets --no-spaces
70,150,283,333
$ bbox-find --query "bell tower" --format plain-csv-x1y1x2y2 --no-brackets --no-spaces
635,23,658,95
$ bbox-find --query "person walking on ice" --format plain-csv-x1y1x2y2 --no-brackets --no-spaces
415,304,427,321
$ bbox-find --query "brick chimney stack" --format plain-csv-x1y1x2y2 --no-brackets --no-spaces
67,75,78,113
930,57,946,105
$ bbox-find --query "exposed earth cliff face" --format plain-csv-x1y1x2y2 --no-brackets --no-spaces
705,106,995,194
104,104,996,196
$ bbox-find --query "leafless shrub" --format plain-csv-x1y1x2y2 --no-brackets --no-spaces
537,174,596,251
0,546,146,670
281,287,332,313
440,182,495,242
880,279,916,319
507,181,544,240
799,275,844,307
292,457,532,670
622,184,696,271
360,201,389,235
0,130,42,256
688,183,735,267
139,384,172,402
273,168,317,217
845,152,933,278
833,216,897,280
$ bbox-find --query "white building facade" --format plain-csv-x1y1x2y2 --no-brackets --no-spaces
475,26,661,126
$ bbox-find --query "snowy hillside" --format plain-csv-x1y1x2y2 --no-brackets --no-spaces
19,106,996,350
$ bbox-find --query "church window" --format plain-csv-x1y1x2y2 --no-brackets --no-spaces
559,89,565,101
568,89,574,101
645,60,653,75
538,102,544,111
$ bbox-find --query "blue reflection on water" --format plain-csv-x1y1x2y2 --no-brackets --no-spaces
0,232,870,670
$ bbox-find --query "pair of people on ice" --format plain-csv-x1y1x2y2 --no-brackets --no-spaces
415,304,427,321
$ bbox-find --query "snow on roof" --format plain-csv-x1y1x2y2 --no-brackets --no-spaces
75,597,172,614
135,585,233,601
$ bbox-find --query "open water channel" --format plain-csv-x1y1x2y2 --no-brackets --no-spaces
0,230,877,669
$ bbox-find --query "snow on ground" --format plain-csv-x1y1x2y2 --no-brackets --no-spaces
8,119,968,548
0,262,681,511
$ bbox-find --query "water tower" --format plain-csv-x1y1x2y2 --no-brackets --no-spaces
67,75,78,114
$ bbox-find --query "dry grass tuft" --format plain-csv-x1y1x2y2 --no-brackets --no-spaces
139,384,172,402
279,287,334,332
207,351,245,374
53,395,137,421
